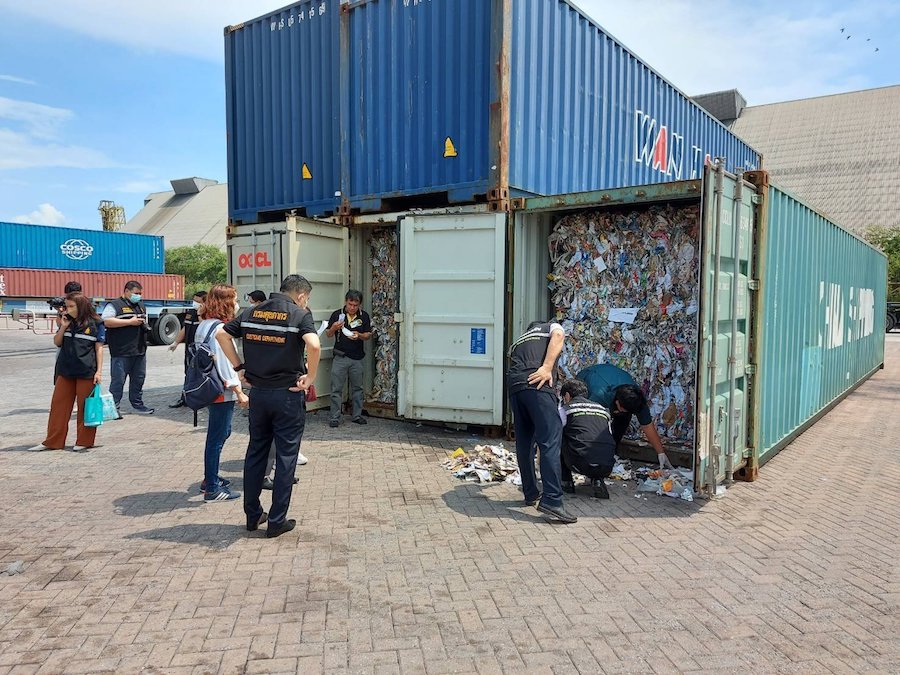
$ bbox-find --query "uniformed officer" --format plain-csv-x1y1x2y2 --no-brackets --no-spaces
558,379,616,499
326,289,372,427
168,290,207,408
218,274,321,538
577,363,675,470
507,320,577,524
102,280,153,416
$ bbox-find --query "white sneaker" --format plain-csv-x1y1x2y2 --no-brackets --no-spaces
297,452,309,465
28,444,52,451
72,445,90,453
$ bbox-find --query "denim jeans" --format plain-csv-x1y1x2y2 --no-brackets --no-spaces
508,388,564,508
204,401,235,494
330,355,364,420
109,354,147,410
244,388,305,527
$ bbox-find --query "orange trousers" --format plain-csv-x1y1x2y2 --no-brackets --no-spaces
43,376,97,449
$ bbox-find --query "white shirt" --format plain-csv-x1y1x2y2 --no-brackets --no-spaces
195,319,242,402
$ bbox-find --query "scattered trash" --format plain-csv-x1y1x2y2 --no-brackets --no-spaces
442,445,521,485
633,467,695,501
2,561,25,576
609,457,633,480
368,229,399,404
548,205,701,445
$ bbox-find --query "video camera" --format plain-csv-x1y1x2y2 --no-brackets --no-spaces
47,297,66,312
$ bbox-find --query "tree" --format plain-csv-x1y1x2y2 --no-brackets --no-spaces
864,226,900,301
165,244,228,300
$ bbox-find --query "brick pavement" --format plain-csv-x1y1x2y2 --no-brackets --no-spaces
0,328,898,674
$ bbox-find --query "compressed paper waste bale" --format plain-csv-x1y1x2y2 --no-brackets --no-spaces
548,204,701,446
368,229,399,404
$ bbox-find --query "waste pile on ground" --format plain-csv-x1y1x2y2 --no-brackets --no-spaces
442,445,521,485
368,229,399,404
607,457,695,502
547,204,701,446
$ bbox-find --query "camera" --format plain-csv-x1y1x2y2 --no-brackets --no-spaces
47,297,66,312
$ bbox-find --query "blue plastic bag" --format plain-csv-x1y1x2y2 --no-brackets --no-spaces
83,384,104,428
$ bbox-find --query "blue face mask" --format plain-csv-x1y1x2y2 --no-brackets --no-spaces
129,294,142,304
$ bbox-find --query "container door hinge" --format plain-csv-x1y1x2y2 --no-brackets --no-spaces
744,364,757,376
751,194,762,205
394,312,404,323
748,279,760,291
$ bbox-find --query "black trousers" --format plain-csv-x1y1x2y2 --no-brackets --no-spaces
611,411,633,446
244,387,306,527
561,454,613,483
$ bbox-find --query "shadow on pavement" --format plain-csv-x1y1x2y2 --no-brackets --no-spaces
441,480,702,522
125,523,248,550
113,491,203,517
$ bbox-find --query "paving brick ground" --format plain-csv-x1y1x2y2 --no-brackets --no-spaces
0,329,898,674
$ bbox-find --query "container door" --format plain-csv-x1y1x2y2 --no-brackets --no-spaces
696,166,757,494
398,212,506,425
228,217,349,412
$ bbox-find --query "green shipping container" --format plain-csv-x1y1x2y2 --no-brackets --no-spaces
753,182,886,465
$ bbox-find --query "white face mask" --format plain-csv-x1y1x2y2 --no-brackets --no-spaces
192,301,202,310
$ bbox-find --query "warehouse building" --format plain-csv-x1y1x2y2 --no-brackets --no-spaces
125,178,227,250
694,85,900,234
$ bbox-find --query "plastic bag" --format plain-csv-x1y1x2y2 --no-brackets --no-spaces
83,384,104,428
100,391,118,422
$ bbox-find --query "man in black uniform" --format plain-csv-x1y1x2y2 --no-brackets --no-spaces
218,275,320,538
326,289,372,427
168,290,207,408
507,320,577,524
101,280,153,416
559,379,616,500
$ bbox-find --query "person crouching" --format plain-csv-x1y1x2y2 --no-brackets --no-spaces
559,379,616,500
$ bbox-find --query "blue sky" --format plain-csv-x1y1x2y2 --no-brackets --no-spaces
0,0,896,230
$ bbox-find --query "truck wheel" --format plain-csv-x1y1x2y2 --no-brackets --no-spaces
887,313,897,333
151,313,181,345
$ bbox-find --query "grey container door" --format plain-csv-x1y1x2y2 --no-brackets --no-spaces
696,165,758,494
397,212,507,426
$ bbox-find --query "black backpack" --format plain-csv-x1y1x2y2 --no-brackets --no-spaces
183,320,225,411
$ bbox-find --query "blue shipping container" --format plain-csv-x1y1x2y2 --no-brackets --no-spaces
225,0,760,218
225,0,341,223
344,0,760,209
0,222,164,274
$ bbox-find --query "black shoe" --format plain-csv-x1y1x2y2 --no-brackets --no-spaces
266,519,296,538
262,477,274,491
537,502,578,524
246,512,268,532
561,480,576,494
352,416,368,425
169,397,185,409
132,407,155,415
592,479,610,500
329,419,340,428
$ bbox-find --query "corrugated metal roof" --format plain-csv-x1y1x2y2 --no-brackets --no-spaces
730,85,900,234
124,181,228,250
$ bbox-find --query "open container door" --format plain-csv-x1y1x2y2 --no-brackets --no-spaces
397,212,507,426
695,164,758,495
227,216,348,411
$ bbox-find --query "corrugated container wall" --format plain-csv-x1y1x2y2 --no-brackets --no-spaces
0,269,184,301
754,183,886,464
0,222,164,274
508,1,760,195
225,0,340,223
342,0,760,209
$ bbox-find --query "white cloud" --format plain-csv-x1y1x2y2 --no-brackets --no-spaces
576,0,898,105
0,129,118,170
0,74,36,86
13,203,66,226
0,96,72,140
0,0,275,62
